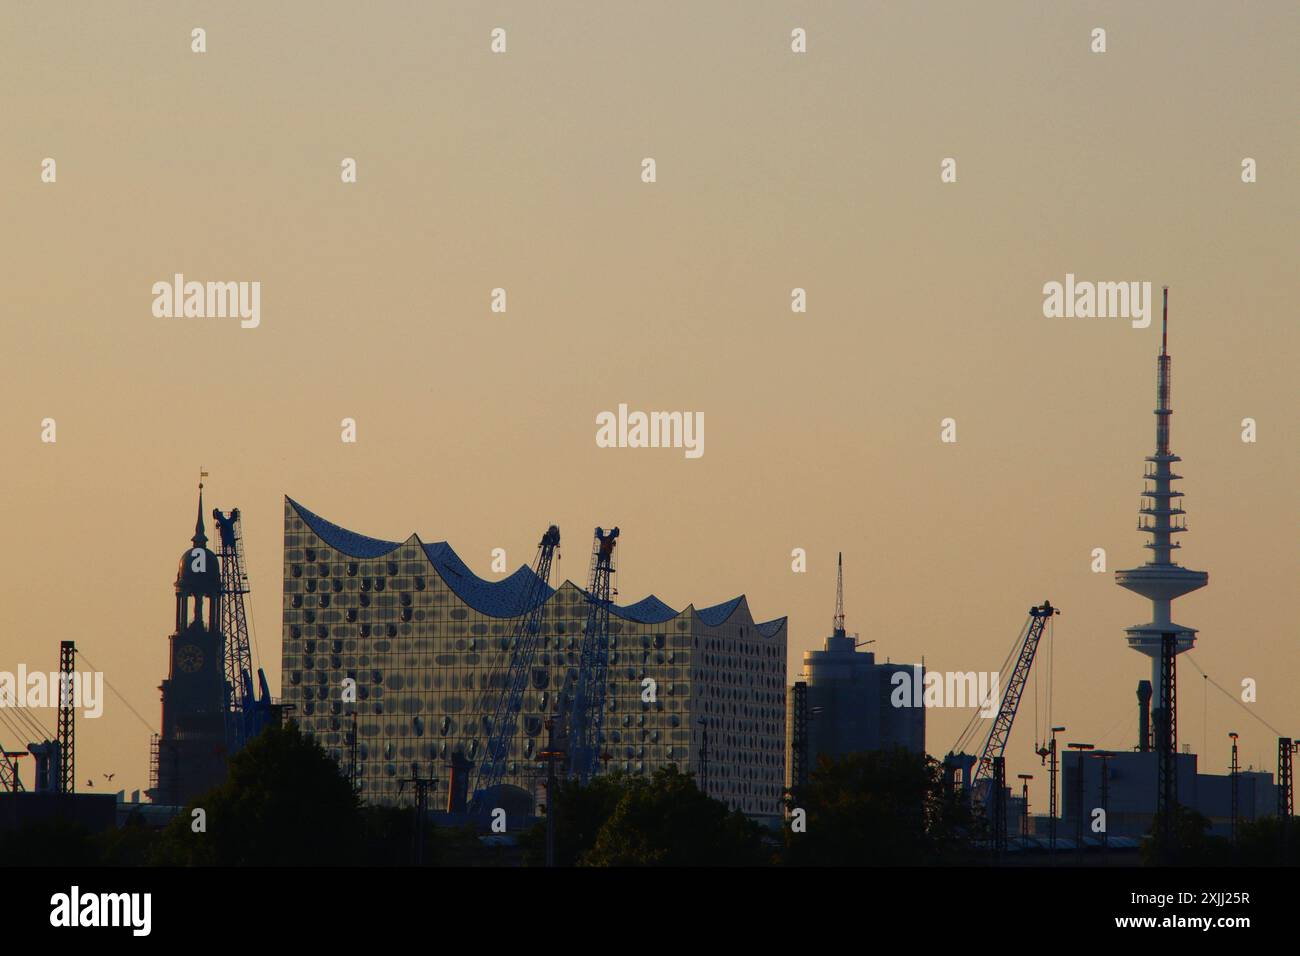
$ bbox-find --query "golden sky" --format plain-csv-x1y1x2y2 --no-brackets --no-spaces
1,1,1296,796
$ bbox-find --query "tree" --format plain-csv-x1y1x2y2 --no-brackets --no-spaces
153,721,361,866
358,807,502,866
97,811,160,866
521,766,767,866
1234,815,1300,866
1141,804,1230,866
520,772,627,867
583,765,766,866
784,748,978,866
0,818,99,867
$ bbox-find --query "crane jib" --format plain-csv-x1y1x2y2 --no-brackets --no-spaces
972,602,1058,801
470,527,561,811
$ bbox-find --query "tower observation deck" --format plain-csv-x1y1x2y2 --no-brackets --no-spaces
1114,287,1208,697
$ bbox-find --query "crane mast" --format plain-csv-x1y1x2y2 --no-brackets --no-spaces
0,752,25,793
567,526,619,784
970,601,1059,807
469,525,561,812
214,507,266,753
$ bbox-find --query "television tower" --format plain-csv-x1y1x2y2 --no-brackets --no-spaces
1115,288,1208,743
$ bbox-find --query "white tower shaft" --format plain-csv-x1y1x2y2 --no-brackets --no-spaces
1114,288,1208,717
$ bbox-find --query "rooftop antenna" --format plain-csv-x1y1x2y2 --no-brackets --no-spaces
1161,285,1168,356
832,552,846,638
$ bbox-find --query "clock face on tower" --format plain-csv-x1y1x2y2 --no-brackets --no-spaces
177,644,204,674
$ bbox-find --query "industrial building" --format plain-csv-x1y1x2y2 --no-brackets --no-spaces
787,555,925,797
1060,748,1275,841
279,498,788,818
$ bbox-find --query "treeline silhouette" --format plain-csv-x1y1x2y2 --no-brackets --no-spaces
2,728,1294,866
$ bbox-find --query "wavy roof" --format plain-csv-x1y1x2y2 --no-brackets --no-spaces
286,497,785,634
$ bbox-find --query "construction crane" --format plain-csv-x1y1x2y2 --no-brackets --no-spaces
970,602,1058,805
949,601,1058,812
468,524,561,813
567,526,619,784
214,507,272,752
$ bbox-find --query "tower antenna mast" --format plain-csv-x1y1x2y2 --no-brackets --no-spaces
832,552,846,638
1161,286,1168,356
1116,286,1207,753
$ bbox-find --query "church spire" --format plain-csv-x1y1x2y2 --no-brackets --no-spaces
192,473,208,548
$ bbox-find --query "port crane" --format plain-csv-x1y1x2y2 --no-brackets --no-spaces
214,507,273,752
949,601,1058,817
971,602,1058,805
567,527,619,784
469,525,562,812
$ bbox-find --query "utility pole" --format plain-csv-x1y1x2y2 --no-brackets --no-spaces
0,752,27,793
1068,743,1094,863
1228,732,1240,846
1155,631,1179,859
1278,737,1296,865
991,756,1007,861
1092,752,1112,864
57,641,76,794
539,717,566,868
1278,738,1295,819
346,711,359,795
1017,774,1033,839
788,681,808,807
1038,725,1065,861
400,771,436,865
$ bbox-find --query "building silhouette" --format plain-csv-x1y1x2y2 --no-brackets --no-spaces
149,485,229,805
787,555,925,798
279,498,788,818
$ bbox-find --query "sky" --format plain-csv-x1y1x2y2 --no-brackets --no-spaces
1,1,1296,799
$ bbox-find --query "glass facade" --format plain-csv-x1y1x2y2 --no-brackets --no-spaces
280,499,787,817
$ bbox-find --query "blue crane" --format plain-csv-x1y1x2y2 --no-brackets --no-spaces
567,526,619,784
469,525,562,813
214,508,273,753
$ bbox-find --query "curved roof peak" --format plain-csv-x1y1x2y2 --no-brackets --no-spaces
611,594,679,625
285,497,784,633
697,595,751,627
287,497,549,617
287,496,403,558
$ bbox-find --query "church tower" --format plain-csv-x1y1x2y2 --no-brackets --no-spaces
151,483,230,805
